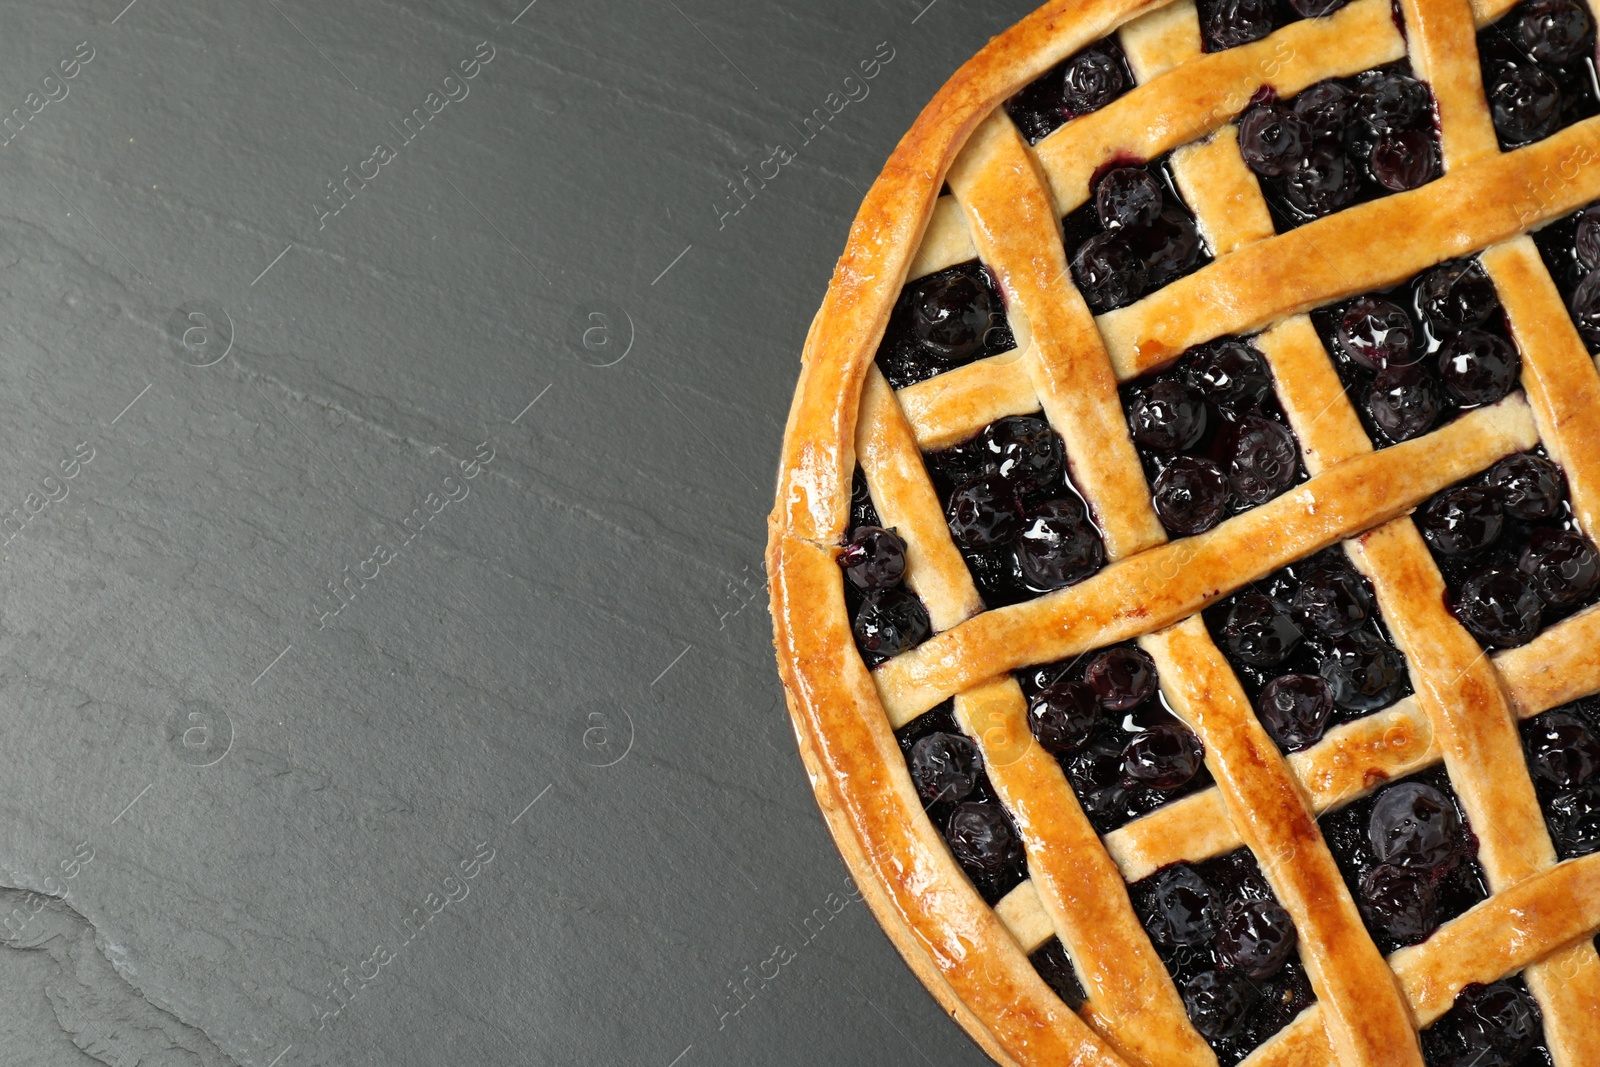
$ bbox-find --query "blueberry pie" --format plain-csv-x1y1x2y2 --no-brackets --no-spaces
766,0,1600,1063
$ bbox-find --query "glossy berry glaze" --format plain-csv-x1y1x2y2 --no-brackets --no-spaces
1005,38,1134,144
1478,0,1599,150
1310,258,1519,446
1063,159,1211,312
923,416,1107,607
1520,695,1600,860
894,701,1029,903
1422,977,1552,1067
874,259,1016,389
844,471,933,665
1238,63,1442,230
1320,766,1488,954
1415,451,1600,649
1129,850,1315,1063
1203,547,1413,752
1197,0,1350,51
1120,338,1306,537
1019,644,1212,835
1533,197,1600,353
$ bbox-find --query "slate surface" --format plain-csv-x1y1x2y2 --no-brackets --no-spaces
0,0,1046,1064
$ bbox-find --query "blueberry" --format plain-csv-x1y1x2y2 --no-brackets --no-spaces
1547,781,1600,855
853,589,931,660
1525,711,1600,788
1368,364,1443,442
1369,781,1463,870
1336,296,1415,371
1294,80,1354,141
1184,341,1273,414
1417,259,1500,333
1216,898,1298,979
1572,269,1600,347
1061,48,1127,117
1143,208,1205,288
1181,970,1252,1042
1122,723,1204,789
1073,232,1147,312
1319,630,1407,711
1355,71,1431,133
946,801,1026,884
1154,456,1230,535
1258,673,1336,751
1096,167,1164,232
1130,379,1208,453
1239,105,1312,177
1489,63,1562,146
1203,0,1276,50
1142,864,1218,947
1358,863,1438,944
1067,737,1135,829
1083,646,1158,710
1028,680,1100,755
981,416,1064,495
1437,329,1520,406
1521,528,1600,608
840,526,908,591
1454,981,1541,1060
1293,563,1373,636
1577,207,1600,272
1016,500,1105,590
1488,453,1564,522
1222,592,1304,666
909,731,982,805
947,476,1025,550
851,471,878,529
1282,147,1360,218
1455,565,1543,647
1515,0,1594,64
1225,414,1300,504
1419,486,1504,557
911,273,995,361
1369,129,1437,191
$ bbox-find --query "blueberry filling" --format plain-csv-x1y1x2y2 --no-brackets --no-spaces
1063,160,1211,313
1320,766,1488,954
1120,338,1305,537
1533,198,1600,353
1415,451,1600,649
875,261,1016,389
1238,63,1442,229
1129,850,1315,1063
1005,39,1134,144
1203,547,1412,752
896,702,1030,903
1420,977,1551,1067
1018,644,1212,835
1520,695,1600,860
1196,0,1348,52
923,416,1107,607
1029,937,1089,1009
1478,0,1599,150
1309,259,1518,447
843,470,934,666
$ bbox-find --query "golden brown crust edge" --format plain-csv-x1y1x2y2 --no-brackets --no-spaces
765,2,1174,1061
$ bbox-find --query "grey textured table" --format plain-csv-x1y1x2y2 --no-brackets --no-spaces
0,0,1043,1064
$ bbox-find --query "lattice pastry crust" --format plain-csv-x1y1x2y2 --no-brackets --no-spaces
766,0,1600,1063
